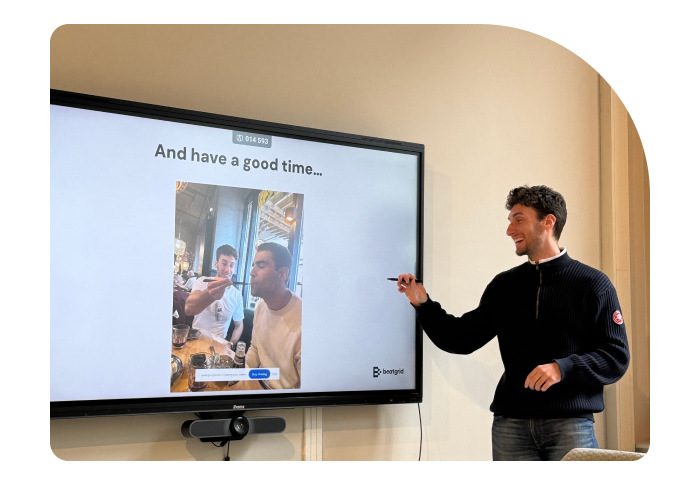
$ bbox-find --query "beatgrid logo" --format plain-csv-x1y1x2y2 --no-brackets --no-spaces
373,366,404,378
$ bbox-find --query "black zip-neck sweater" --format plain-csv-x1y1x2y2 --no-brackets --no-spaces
414,252,630,419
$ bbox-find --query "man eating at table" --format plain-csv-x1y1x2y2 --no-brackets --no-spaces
246,242,302,389
185,244,244,344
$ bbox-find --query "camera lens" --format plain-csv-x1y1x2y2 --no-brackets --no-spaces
232,416,249,435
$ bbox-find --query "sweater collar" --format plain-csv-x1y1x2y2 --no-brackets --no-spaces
528,248,573,273
528,247,567,265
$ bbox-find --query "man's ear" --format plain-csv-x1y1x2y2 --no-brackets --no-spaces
544,214,557,232
279,267,290,282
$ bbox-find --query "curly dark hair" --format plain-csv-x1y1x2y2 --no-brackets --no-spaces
215,244,239,261
505,185,567,240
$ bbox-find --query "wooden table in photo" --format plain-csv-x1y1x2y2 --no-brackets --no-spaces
171,332,262,393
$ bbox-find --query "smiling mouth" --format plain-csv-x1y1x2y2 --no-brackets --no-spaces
514,238,524,243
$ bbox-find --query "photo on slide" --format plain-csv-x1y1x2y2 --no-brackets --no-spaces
170,181,304,393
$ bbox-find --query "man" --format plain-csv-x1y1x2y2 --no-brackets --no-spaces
183,270,197,291
397,185,629,461
185,244,244,343
245,242,301,389
175,270,197,291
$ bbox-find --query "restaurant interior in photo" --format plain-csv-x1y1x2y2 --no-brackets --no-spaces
173,181,304,346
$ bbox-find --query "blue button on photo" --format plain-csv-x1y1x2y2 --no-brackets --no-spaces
249,369,271,379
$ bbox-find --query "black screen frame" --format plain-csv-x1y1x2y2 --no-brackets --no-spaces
50,89,424,419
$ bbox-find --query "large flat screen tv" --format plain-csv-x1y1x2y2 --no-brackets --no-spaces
50,90,423,418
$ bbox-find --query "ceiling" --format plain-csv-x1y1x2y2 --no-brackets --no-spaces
174,182,216,246
258,192,295,241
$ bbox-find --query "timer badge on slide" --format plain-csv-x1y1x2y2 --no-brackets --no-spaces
231,130,272,148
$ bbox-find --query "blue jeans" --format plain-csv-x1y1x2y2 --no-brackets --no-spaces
492,415,598,461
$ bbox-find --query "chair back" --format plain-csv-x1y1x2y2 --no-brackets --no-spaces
173,291,194,327
561,448,645,461
226,307,255,351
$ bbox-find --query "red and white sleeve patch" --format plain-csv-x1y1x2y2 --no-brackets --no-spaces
612,310,624,325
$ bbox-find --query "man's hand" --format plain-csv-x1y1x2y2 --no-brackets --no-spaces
397,274,428,306
206,277,233,300
524,363,561,391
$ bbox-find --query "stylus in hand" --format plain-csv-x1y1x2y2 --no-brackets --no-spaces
203,278,249,285
387,277,423,283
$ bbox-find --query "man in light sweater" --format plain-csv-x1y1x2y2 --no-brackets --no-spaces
246,242,302,389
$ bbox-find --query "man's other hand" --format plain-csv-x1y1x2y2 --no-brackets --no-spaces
397,273,428,306
524,363,561,391
206,277,233,300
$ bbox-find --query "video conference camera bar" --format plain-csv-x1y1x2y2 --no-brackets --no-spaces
181,412,286,443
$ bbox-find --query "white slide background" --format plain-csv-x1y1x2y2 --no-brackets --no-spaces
50,105,419,401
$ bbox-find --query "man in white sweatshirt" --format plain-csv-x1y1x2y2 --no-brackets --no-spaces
245,242,302,389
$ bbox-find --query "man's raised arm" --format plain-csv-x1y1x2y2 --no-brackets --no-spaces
396,273,497,355
184,278,232,316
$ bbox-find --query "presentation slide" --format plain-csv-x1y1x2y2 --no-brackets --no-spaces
50,105,419,401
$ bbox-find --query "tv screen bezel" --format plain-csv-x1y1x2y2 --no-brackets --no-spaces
50,89,424,419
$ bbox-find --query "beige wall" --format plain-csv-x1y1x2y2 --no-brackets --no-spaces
51,25,604,460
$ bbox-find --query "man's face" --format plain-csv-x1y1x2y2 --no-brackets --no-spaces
250,250,285,298
215,254,236,280
506,204,547,258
